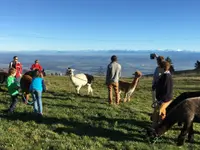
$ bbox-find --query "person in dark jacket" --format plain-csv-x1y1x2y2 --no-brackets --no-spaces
152,56,165,104
152,61,173,127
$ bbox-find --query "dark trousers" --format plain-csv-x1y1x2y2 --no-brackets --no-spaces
9,95,18,112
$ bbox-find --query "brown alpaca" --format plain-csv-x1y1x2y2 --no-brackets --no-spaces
119,71,142,102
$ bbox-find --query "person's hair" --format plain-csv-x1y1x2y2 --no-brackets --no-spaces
111,55,117,62
13,56,18,60
161,61,171,71
8,68,16,75
35,59,39,63
33,69,40,77
157,56,164,66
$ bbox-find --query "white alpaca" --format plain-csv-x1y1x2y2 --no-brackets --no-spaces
66,68,94,95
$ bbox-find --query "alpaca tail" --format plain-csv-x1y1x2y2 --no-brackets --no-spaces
84,74,94,84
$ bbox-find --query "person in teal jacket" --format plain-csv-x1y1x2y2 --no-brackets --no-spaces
6,68,20,113
29,69,46,116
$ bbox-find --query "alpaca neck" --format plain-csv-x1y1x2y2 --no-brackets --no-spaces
69,73,76,83
130,77,139,89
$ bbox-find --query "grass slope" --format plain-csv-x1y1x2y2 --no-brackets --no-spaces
0,75,200,150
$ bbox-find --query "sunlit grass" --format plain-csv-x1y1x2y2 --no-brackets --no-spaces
0,75,200,149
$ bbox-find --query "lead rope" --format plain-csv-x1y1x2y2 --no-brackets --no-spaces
21,93,34,105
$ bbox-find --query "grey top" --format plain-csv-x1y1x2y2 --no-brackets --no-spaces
106,61,121,84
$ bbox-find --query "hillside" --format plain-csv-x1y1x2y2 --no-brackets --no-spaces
0,75,200,149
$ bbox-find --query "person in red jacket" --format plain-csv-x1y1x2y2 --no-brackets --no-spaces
30,60,43,72
8,56,23,83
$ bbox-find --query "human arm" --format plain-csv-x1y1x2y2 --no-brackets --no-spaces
7,77,19,90
118,64,122,78
42,79,46,92
8,62,12,69
39,64,43,71
30,64,35,70
105,65,110,85
152,67,159,90
18,63,23,76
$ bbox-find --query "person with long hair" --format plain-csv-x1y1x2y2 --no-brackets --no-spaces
152,61,173,127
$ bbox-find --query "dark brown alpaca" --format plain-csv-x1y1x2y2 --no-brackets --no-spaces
166,91,200,112
119,71,142,102
0,71,8,84
147,96,200,146
20,70,45,102
20,74,32,101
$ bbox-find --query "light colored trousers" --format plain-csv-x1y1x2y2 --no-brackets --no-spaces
31,90,43,114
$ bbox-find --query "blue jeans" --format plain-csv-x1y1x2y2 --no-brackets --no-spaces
31,90,42,114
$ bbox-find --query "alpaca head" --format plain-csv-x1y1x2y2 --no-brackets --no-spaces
66,68,75,76
133,70,142,78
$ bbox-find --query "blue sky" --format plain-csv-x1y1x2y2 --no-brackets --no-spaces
0,0,200,51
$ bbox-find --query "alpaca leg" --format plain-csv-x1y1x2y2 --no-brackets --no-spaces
118,90,121,102
76,86,81,94
87,84,93,95
123,93,128,102
127,93,132,102
90,86,93,96
128,96,131,102
87,85,90,95
177,121,192,146
188,123,194,143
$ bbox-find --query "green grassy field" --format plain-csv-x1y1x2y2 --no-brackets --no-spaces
0,75,200,150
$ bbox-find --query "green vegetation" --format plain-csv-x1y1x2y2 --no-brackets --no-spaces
0,75,200,150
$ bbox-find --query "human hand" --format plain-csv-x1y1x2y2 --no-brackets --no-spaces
152,85,156,91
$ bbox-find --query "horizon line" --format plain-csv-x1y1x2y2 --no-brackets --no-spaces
0,49,199,52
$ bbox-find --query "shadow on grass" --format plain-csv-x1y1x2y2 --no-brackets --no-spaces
44,90,101,100
90,116,151,130
82,99,107,105
0,112,145,142
43,102,86,110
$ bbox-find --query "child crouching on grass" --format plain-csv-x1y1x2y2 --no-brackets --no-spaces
29,69,46,116
6,68,20,113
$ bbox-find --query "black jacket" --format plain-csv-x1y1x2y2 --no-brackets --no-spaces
156,72,173,102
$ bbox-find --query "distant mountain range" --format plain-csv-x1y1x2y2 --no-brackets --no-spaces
0,50,199,77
